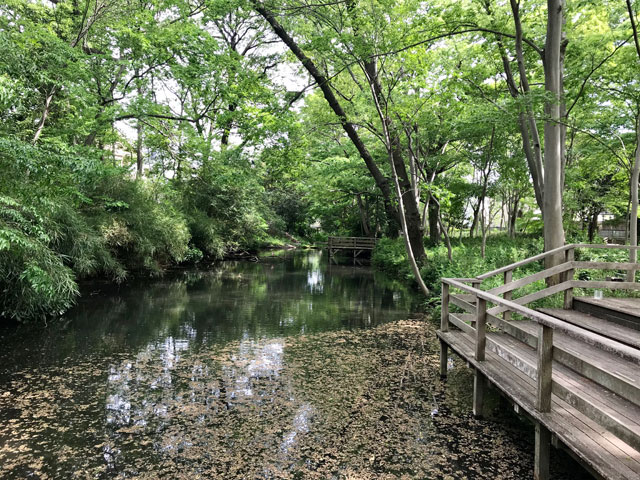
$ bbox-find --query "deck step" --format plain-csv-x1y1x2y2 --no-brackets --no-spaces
484,332,640,451
482,317,640,406
539,308,640,349
438,329,640,480
574,297,640,330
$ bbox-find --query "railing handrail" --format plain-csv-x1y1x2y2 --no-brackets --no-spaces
327,236,377,247
443,276,640,365
476,243,640,281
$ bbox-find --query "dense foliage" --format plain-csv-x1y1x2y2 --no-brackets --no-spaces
2,0,640,320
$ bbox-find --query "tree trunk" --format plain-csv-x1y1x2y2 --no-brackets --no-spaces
543,0,567,274
428,200,440,245
626,0,640,281
362,58,425,260
32,88,56,143
587,209,599,243
387,140,430,296
433,194,452,261
356,193,371,237
221,102,237,148
252,3,400,235
508,196,519,238
136,119,143,178
628,115,640,281
469,204,479,238
136,74,144,178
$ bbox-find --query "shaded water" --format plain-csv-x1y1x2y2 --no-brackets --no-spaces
0,250,587,479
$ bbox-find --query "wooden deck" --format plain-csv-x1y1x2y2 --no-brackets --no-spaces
327,236,377,262
438,244,640,480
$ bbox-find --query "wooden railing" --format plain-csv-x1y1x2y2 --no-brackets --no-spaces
327,236,377,250
442,243,640,415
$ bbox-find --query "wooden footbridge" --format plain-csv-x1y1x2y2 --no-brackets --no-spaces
438,244,640,480
327,236,377,262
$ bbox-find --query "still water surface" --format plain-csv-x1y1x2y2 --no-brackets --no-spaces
0,250,419,478
0,250,588,479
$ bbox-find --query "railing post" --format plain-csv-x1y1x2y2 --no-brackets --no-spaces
440,281,450,378
563,247,574,309
503,269,513,322
536,323,553,413
473,296,487,418
628,244,637,283
441,282,449,332
475,297,487,361
535,322,553,479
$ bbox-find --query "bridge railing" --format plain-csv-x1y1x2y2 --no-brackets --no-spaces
327,236,377,250
441,243,640,415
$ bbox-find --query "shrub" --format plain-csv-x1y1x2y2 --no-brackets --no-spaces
0,196,79,321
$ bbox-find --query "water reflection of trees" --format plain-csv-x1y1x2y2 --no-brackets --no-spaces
7,251,415,363
0,251,419,477
101,334,311,476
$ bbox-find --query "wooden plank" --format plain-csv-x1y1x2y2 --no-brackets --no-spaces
491,330,640,447
439,331,640,479
536,324,553,412
576,296,640,318
476,243,572,280
574,297,640,331
573,280,640,291
553,371,640,451
441,282,449,332
444,278,640,365
504,269,513,322
450,293,476,313
535,422,551,480
539,308,640,349
327,236,377,250
438,331,640,479
475,297,487,361
476,243,640,283
449,313,475,334
439,339,448,378
488,262,573,296
484,331,640,450
572,261,640,271
564,248,575,309
473,370,485,418
573,244,640,251
488,281,572,315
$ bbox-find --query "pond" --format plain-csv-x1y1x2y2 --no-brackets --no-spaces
0,250,588,479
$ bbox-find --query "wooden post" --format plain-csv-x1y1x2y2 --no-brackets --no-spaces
503,269,513,321
440,339,448,378
475,297,487,361
473,291,487,418
440,282,450,378
535,422,551,480
473,370,485,418
441,282,449,332
563,247,574,309
536,323,553,413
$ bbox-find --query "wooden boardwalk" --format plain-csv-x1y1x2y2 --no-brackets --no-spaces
438,244,640,480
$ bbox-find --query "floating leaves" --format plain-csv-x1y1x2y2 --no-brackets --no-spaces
0,320,586,479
